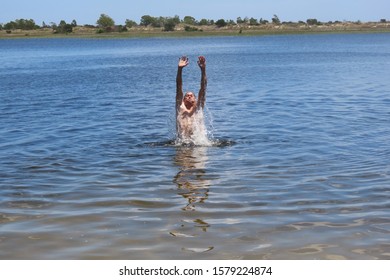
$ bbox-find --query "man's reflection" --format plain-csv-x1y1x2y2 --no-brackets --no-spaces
173,146,210,213
171,146,214,254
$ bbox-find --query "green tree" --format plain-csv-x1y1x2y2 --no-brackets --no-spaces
198,19,209,25
155,17,167,28
58,20,66,31
140,15,155,26
259,18,268,24
4,21,16,30
172,15,181,25
125,19,137,28
215,19,227,28
116,25,127,32
163,18,176,31
184,25,198,32
96,14,115,28
183,16,196,25
4,19,38,30
249,17,258,25
306,19,319,25
272,14,281,24
56,20,73,33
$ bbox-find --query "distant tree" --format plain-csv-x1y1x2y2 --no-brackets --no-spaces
259,18,268,25
306,18,319,25
71,20,77,27
152,17,164,28
4,19,38,30
140,16,176,28
249,17,258,25
56,20,73,33
116,25,127,32
163,18,177,31
140,15,155,26
215,19,227,28
125,19,137,28
198,18,209,25
183,16,196,25
172,15,181,25
96,14,115,28
58,20,66,29
21,19,36,29
4,21,16,30
67,23,74,32
380,19,387,23
184,25,201,32
272,14,281,25
16,19,27,29
237,17,248,24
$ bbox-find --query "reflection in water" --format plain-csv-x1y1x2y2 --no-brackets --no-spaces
173,146,211,231
174,146,210,212
169,146,215,255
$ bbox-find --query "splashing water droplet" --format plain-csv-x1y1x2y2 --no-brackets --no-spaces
175,110,212,147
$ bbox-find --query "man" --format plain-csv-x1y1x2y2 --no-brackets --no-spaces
176,56,207,140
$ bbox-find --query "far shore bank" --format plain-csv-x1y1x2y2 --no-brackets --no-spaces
1,22,390,39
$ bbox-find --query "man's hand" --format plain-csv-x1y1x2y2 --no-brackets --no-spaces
178,56,189,68
197,56,206,69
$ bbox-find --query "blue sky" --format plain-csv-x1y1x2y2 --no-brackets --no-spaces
1,0,389,25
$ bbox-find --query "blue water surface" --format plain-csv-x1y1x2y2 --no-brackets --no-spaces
1,34,390,259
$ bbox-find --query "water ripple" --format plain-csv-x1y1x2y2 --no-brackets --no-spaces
1,34,390,259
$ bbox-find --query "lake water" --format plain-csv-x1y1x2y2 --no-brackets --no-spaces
1,34,390,260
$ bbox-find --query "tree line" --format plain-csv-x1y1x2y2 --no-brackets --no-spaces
0,18,78,33
1,14,388,33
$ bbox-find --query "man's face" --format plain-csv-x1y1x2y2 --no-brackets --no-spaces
184,92,196,107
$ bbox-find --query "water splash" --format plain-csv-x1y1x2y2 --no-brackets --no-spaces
144,138,235,148
145,107,235,148
175,110,212,146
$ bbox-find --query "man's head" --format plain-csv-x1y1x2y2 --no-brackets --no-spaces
183,92,196,108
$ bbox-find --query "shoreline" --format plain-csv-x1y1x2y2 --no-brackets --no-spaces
1,22,390,39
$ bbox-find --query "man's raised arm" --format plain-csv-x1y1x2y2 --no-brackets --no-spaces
176,56,189,110
197,56,207,110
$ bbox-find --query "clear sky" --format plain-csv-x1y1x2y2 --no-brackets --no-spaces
1,0,389,25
